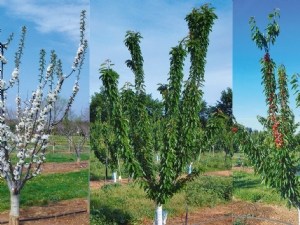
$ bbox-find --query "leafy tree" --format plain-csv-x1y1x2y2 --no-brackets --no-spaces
205,110,234,158
238,9,300,223
209,87,233,122
97,4,217,225
0,11,87,225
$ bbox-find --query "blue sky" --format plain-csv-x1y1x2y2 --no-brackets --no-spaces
234,0,300,130
0,0,89,117
90,0,232,106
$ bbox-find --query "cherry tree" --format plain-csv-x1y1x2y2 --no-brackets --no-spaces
0,11,87,225
237,9,300,224
98,5,217,225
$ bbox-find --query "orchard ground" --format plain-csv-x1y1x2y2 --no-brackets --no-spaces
0,135,89,225
90,152,299,225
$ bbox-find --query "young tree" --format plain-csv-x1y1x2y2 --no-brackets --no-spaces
98,5,217,225
60,116,89,164
0,11,87,225
238,9,300,224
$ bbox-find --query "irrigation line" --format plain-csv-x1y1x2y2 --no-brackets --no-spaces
233,215,293,225
174,214,293,225
0,209,87,224
188,214,232,225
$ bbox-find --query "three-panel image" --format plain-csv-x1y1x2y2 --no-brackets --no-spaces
0,0,299,224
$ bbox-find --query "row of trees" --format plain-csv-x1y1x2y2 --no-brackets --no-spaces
91,87,234,175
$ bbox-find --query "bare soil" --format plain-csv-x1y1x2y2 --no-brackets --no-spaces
163,201,297,225
0,198,88,225
40,161,89,174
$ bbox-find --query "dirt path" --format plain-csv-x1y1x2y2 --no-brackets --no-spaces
231,201,296,225
0,198,88,225
40,161,88,174
140,201,296,225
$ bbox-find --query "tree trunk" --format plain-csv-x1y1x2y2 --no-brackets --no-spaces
9,193,20,225
112,171,117,183
76,156,81,166
155,205,163,225
188,163,192,174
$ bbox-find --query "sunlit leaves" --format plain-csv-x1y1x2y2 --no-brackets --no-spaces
246,9,300,208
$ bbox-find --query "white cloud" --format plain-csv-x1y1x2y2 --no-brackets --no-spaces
0,0,89,41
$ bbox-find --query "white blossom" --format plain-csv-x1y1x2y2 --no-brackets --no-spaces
73,82,79,93
46,64,53,78
12,68,19,79
0,79,6,89
72,44,84,69
41,134,48,140
0,54,7,64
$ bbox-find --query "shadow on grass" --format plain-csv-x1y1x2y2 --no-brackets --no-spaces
91,205,133,225
233,172,261,189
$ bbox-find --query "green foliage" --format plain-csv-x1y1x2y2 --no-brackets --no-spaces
249,8,280,52
233,218,247,225
291,73,300,107
205,110,234,156
99,61,139,174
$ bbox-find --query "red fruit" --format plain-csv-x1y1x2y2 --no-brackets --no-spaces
264,53,270,62
231,127,238,133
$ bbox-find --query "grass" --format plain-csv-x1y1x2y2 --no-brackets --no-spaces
196,151,232,172
9,152,90,164
232,153,252,167
233,171,285,205
45,152,90,163
90,175,232,225
90,151,232,181
0,169,89,212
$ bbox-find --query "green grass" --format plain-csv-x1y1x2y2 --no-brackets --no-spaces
90,175,232,225
49,135,90,145
233,171,285,205
0,169,89,212
45,152,90,162
195,151,232,172
232,153,252,167
9,152,90,164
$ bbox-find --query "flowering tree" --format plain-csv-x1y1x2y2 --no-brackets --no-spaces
0,11,87,225
238,9,300,224
98,5,217,225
